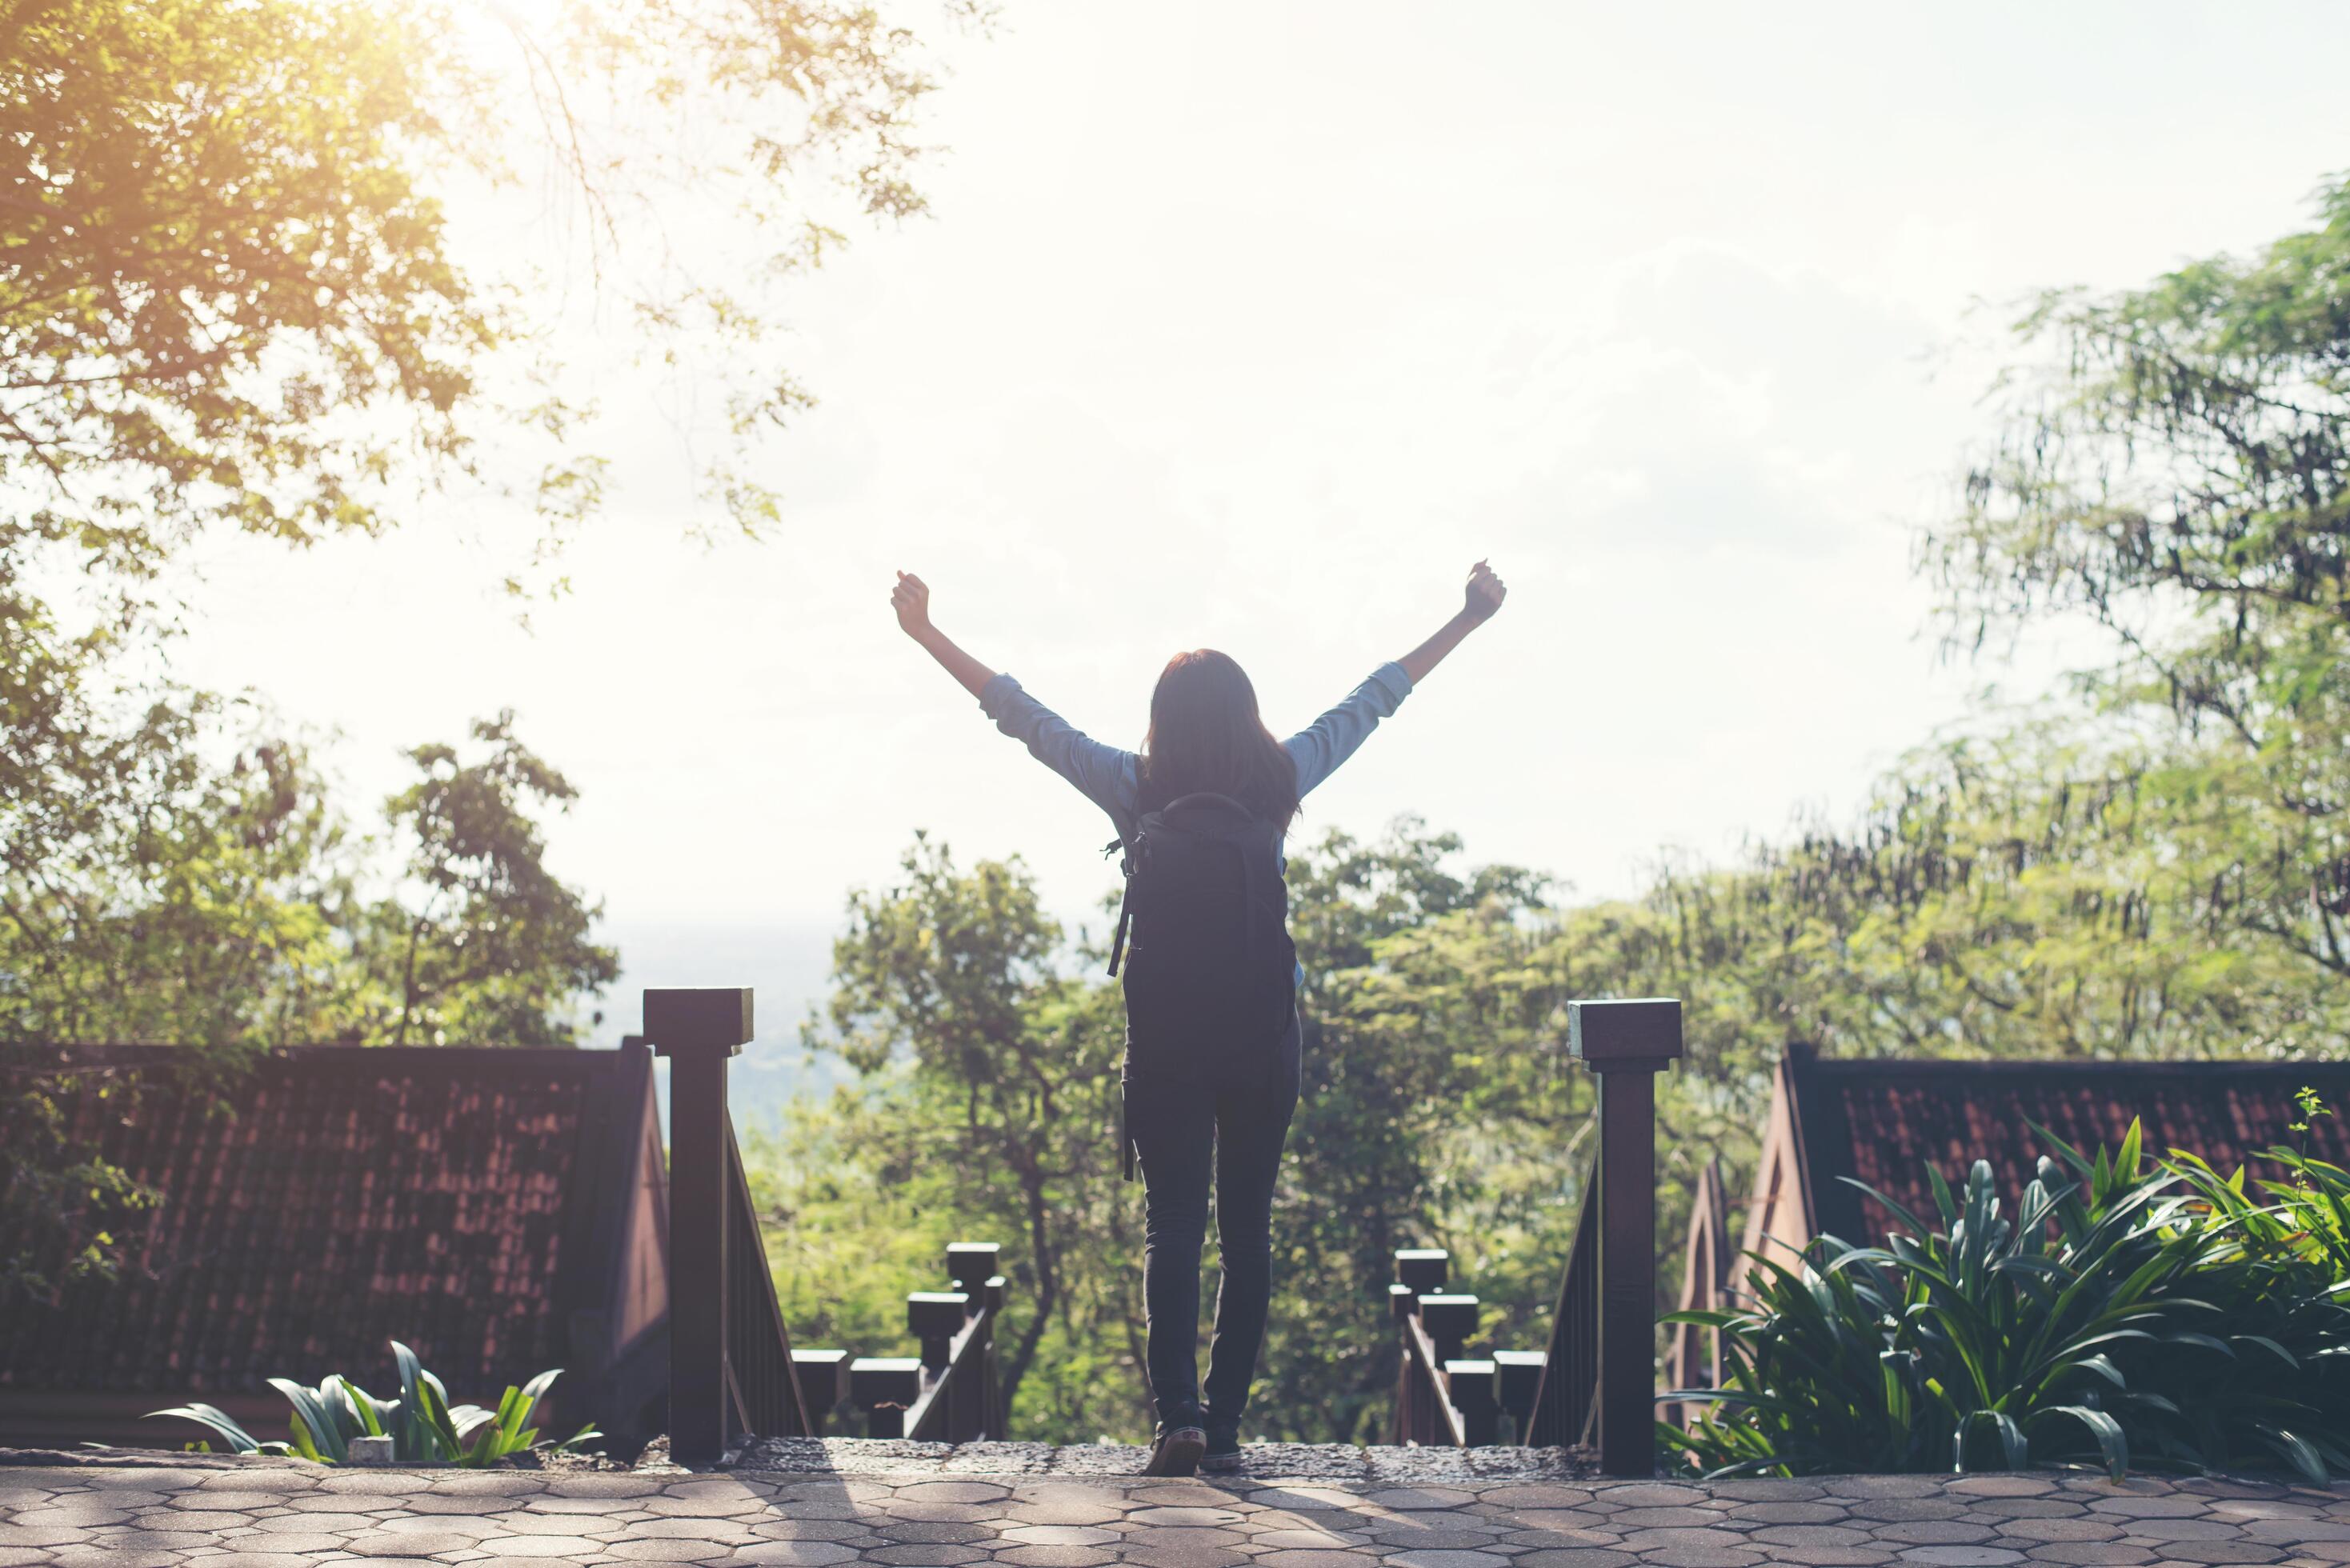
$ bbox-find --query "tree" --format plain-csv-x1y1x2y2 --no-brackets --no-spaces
363,712,617,1048
771,824,1595,1443
1271,820,1577,1442
1924,171,2350,986
1,0,975,604
2,0,967,1308
795,835,1129,1430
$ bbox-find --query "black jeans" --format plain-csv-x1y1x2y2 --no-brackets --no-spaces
1122,1012,1302,1431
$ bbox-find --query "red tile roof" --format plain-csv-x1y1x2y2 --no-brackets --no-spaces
0,1044,659,1405
1785,1049,2350,1245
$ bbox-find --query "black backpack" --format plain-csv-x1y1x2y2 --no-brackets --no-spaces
1106,793,1298,1157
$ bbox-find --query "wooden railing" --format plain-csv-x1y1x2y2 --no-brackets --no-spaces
1387,1247,1548,1446
844,1243,1008,1440
1391,998,1680,1476
645,986,815,1466
649,985,1014,1456
1521,1161,1599,1448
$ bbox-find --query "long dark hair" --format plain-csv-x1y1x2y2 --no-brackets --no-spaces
1137,650,1300,826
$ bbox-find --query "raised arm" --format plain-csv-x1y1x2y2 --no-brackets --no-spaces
892,571,997,698
1397,559,1507,686
892,570,1140,831
1286,560,1508,798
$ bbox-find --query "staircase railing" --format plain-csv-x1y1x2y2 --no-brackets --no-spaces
1387,1247,1548,1446
845,1242,1008,1440
1523,1158,1598,1448
646,986,815,1465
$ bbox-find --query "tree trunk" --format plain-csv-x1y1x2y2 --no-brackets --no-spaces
997,1166,1059,1423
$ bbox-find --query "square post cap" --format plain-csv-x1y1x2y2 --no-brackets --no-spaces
1566,998,1682,1068
1493,1349,1547,1411
850,1357,923,1407
1393,1248,1449,1294
645,988,754,1056
907,1291,972,1339
791,1348,851,1404
1417,1294,1479,1342
1443,1359,1499,1410
947,1242,1002,1292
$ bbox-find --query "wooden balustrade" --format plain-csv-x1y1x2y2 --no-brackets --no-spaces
847,1242,1008,1441
655,983,1671,1470
1387,1247,1547,1446
646,987,816,1466
1523,1159,1599,1449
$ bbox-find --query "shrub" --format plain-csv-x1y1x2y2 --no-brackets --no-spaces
149,1340,597,1466
1663,1110,2350,1481
2122,1098,2350,1477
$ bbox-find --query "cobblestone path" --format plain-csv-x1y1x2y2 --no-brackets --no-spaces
3,1450,2348,1567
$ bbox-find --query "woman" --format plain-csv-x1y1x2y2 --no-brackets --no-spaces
890,561,1507,1474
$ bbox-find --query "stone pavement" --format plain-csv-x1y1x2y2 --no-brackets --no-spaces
3,1446,2349,1568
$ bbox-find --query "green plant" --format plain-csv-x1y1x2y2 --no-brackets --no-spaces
2121,1115,2350,1478
1663,1114,2350,1482
149,1340,596,1466
1662,1122,2221,1479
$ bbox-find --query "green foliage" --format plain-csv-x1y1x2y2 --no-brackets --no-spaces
2134,1131,2350,1478
1,0,485,583
148,1340,595,1466
2,0,968,1314
1924,171,2350,994
1664,1122,2350,1481
771,801,2350,1446
1273,822,1585,1442
767,822,1596,1444
2,0,969,594
360,711,619,1047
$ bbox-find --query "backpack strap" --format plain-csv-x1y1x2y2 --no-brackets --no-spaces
1107,898,1134,978
1103,833,1135,977
1121,1090,1136,1182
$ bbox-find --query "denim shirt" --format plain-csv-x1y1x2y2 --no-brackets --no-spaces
975,661,1415,852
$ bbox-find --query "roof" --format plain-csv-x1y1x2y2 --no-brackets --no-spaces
1784,1046,2350,1244
0,1042,664,1408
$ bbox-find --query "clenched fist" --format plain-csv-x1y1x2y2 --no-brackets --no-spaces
1464,559,1507,622
891,570,933,638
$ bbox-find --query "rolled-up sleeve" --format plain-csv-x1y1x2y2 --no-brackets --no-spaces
1285,661,1413,799
979,673,1140,831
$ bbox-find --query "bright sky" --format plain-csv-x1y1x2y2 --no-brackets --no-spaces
162,1,2350,1042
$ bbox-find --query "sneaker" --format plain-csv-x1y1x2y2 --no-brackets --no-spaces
1201,1422,1243,1473
1143,1422,1205,1477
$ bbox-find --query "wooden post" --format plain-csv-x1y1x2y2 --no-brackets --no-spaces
1567,997,1682,1477
645,986,754,1468
947,1241,1003,1438
1418,1294,1479,1364
851,1357,923,1438
908,1292,969,1369
791,1350,851,1434
1447,1359,1499,1445
1495,1350,1546,1445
